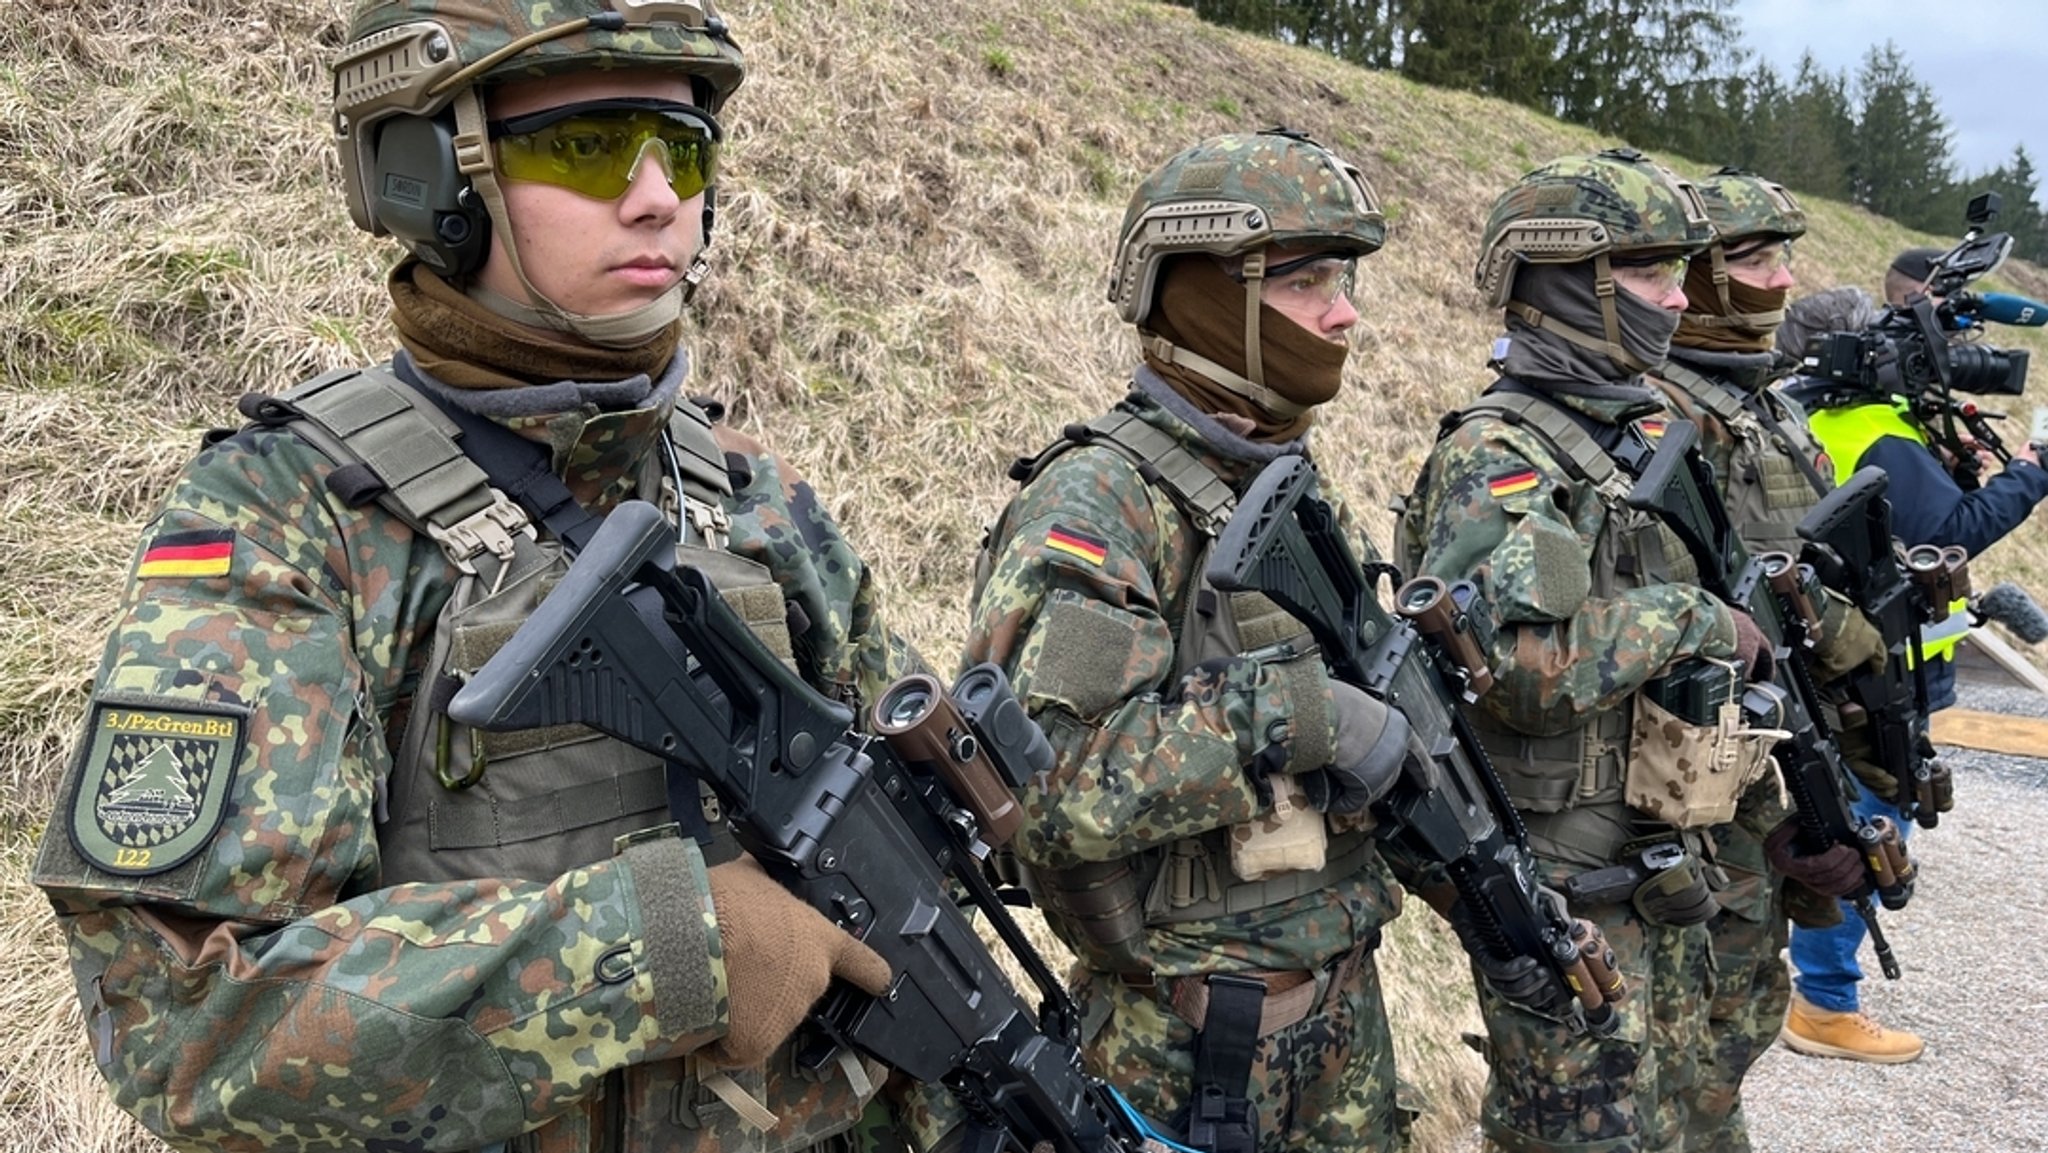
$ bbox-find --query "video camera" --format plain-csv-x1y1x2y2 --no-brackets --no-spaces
1803,192,2030,399
1797,192,2036,486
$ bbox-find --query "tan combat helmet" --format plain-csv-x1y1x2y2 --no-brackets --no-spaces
1475,147,1712,371
1688,166,1808,333
331,0,745,344
1107,129,1385,417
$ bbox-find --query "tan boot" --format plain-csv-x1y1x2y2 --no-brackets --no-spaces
1780,992,1925,1063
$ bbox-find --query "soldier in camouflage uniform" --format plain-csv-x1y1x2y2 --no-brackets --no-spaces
31,3,917,1150
1396,149,1784,1153
1643,169,1876,1152
962,130,1416,1153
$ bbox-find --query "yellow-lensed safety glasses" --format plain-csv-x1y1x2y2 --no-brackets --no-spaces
489,98,721,203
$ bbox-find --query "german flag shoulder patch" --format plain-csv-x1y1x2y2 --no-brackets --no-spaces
137,529,235,581
1487,469,1541,499
1045,524,1109,566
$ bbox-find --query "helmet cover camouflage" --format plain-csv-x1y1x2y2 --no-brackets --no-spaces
1696,166,1807,247
333,0,745,247
1474,147,1713,306
1108,129,1386,326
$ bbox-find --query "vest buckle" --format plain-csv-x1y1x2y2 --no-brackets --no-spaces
427,492,532,573
684,496,732,551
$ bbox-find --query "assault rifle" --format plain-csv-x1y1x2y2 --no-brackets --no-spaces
1798,466,1959,831
448,500,1192,1153
1204,455,1625,1036
1624,422,1911,979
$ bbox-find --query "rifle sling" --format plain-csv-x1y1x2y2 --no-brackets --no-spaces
1182,975,1263,1153
386,359,605,556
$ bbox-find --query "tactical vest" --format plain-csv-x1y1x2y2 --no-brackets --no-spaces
1653,360,1829,553
1397,386,1702,868
974,405,1373,974
247,366,878,1152
1805,401,1968,665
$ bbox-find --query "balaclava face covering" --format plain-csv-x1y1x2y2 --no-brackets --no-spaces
1675,246,1790,354
1142,257,1348,442
1494,262,1681,399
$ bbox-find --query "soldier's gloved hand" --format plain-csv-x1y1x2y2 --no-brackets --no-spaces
1728,609,1776,682
702,853,893,1068
1762,820,1864,900
1445,896,1576,1021
1296,682,1412,815
1813,593,1887,682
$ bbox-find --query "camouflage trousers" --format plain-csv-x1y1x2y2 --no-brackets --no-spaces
1679,826,1788,1153
1072,947,1405,1153
1475,901,1714,1153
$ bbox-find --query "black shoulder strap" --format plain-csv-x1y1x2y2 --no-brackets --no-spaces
383,360,606,555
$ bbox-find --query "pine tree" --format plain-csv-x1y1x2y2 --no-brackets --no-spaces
1400,0,1553,105
1850,42,1955,225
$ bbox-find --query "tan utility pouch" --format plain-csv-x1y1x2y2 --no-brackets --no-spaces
1625,663,1785,829
1229,775,1329,881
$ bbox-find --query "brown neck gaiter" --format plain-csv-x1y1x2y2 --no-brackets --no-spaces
388,259,680,389
1675,257,1789,354
1143,258,1348,442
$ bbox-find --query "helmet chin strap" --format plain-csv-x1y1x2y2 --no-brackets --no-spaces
1241,249,1266,390
1137,331,1310,421
450,90,694,350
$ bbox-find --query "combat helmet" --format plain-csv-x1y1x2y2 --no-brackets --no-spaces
1107,129,1385,416
1475,147,1711,370
331,0,744,343
1686,166,1808,332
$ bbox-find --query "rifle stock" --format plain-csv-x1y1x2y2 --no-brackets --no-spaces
449,500,1189,1153
1205,456,1622,1035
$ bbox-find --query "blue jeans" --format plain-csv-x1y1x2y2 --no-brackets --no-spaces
1787,785,1913,1012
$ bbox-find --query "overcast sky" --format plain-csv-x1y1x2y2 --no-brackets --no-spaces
1730,0,2045,184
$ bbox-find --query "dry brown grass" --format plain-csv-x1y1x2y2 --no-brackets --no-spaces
3,0,2044,1148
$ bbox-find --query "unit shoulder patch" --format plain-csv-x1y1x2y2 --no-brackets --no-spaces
68,698,245,875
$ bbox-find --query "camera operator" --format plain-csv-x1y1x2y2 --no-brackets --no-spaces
1781,263,2047,712
1772,267,2048,1065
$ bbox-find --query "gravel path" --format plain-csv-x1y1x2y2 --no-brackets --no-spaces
1743,680,2048,1152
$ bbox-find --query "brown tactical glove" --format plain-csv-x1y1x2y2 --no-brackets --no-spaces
702,853,893,1068
1781,878,1846,929
1812,593,1886,682
1728,609,1775,683
1762,819,1863,900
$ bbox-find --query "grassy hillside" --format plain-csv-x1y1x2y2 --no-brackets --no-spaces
3,0,2044,1148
